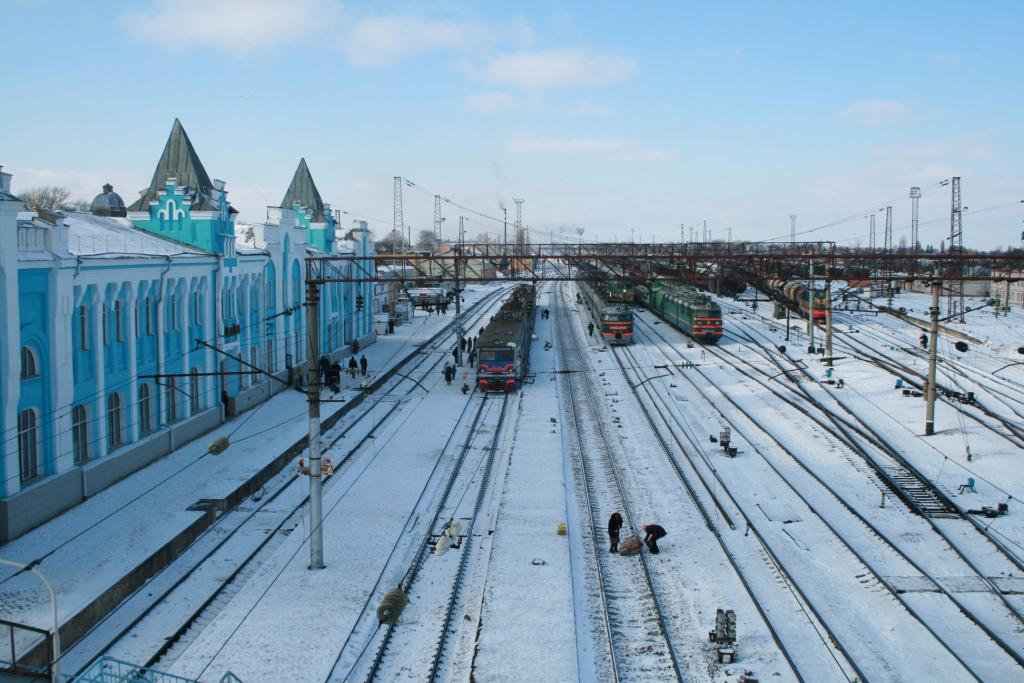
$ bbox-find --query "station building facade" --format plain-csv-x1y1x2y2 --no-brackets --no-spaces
0,120,374,541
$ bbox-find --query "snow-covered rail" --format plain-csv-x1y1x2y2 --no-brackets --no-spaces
59,287,514,677
554,285,683,682
357,393,513,682
636,311,1024,677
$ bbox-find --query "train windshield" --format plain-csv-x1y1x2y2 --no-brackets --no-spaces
602,312,632,322
478,348,514,362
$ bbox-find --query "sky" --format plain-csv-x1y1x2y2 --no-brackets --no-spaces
1,0,1022,248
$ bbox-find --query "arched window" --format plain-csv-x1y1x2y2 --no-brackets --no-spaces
190,368,201,413
20,346,38,380
72,404,89,464
107,393,123,450
139,383,153,434
18,409,38,482
167,377,178,423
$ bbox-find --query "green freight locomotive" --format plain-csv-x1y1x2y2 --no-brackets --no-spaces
647,283,723,344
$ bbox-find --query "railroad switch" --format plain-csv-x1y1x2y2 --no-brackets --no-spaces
709,608,737,663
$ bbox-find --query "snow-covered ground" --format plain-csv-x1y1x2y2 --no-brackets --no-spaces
3,282,1023,683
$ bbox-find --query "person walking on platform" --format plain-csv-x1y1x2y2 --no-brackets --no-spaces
468,348,476,366
319,355,330,385
641,524,667,554
587,321,595,337
919,332,928,350
329,361,342,393
608,512,623,553
348,356,358,378
444,363,454,385
359,354,368,376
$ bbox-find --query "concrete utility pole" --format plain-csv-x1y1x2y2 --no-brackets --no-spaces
910,186,921,253
789,214,797,245
456,216,464,366
807,259,816,353
825,265,833,366
925,274,940,435
305,282,324,569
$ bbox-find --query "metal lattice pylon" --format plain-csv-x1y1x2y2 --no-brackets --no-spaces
947,177,965,323
392,176,403,251
910,186,921,252
884,205,893,295
433,194,442,241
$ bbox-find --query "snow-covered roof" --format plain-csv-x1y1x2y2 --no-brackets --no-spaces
64,212,208,257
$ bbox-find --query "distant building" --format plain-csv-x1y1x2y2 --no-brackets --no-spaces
991,269,1024,309
0,120,374,541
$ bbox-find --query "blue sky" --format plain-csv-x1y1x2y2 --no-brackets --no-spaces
2,1,1022,247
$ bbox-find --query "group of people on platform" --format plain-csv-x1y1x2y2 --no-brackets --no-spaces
318,352,369,394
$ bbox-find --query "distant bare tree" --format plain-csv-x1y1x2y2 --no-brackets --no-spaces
374,229,409,253
416,229,441,250
19,186,73,212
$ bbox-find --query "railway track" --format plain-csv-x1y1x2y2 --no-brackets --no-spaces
59,287,514,678
632,312,1024,678
354,392,513,682
714,304,1024,571
555,285,683,682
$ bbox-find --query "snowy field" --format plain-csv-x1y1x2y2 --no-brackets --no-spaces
2,282,1022,683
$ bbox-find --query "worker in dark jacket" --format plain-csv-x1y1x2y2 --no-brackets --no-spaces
607,512,623,553
587,321,595,337
642,524,667,554
348,356,358,378
359,355,368,375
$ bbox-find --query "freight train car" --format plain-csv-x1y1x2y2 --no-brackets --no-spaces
579,281,634,345
648,283,723,343
767,279,830,319
477,285,536,391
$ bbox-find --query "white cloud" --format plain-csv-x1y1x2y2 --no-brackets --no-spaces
341,15,482,66
506,136,674,162
122,0,328,55
463,91,518,112
840,99,912,125
477,48,635,91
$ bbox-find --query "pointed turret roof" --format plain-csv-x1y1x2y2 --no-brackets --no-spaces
281,158,327,223
130,119,216,212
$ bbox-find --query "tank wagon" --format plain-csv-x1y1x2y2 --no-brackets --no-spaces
648,283,723,343
579,281,634,345
476,284,536,391
768,279,829,319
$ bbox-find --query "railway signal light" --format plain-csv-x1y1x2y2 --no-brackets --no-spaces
356,294,364,311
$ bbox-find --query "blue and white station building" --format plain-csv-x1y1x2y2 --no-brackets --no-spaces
0,120,374,541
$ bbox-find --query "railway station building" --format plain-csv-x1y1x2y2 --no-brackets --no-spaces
0,120,374,541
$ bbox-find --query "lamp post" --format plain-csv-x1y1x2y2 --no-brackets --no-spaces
0,559,60,682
